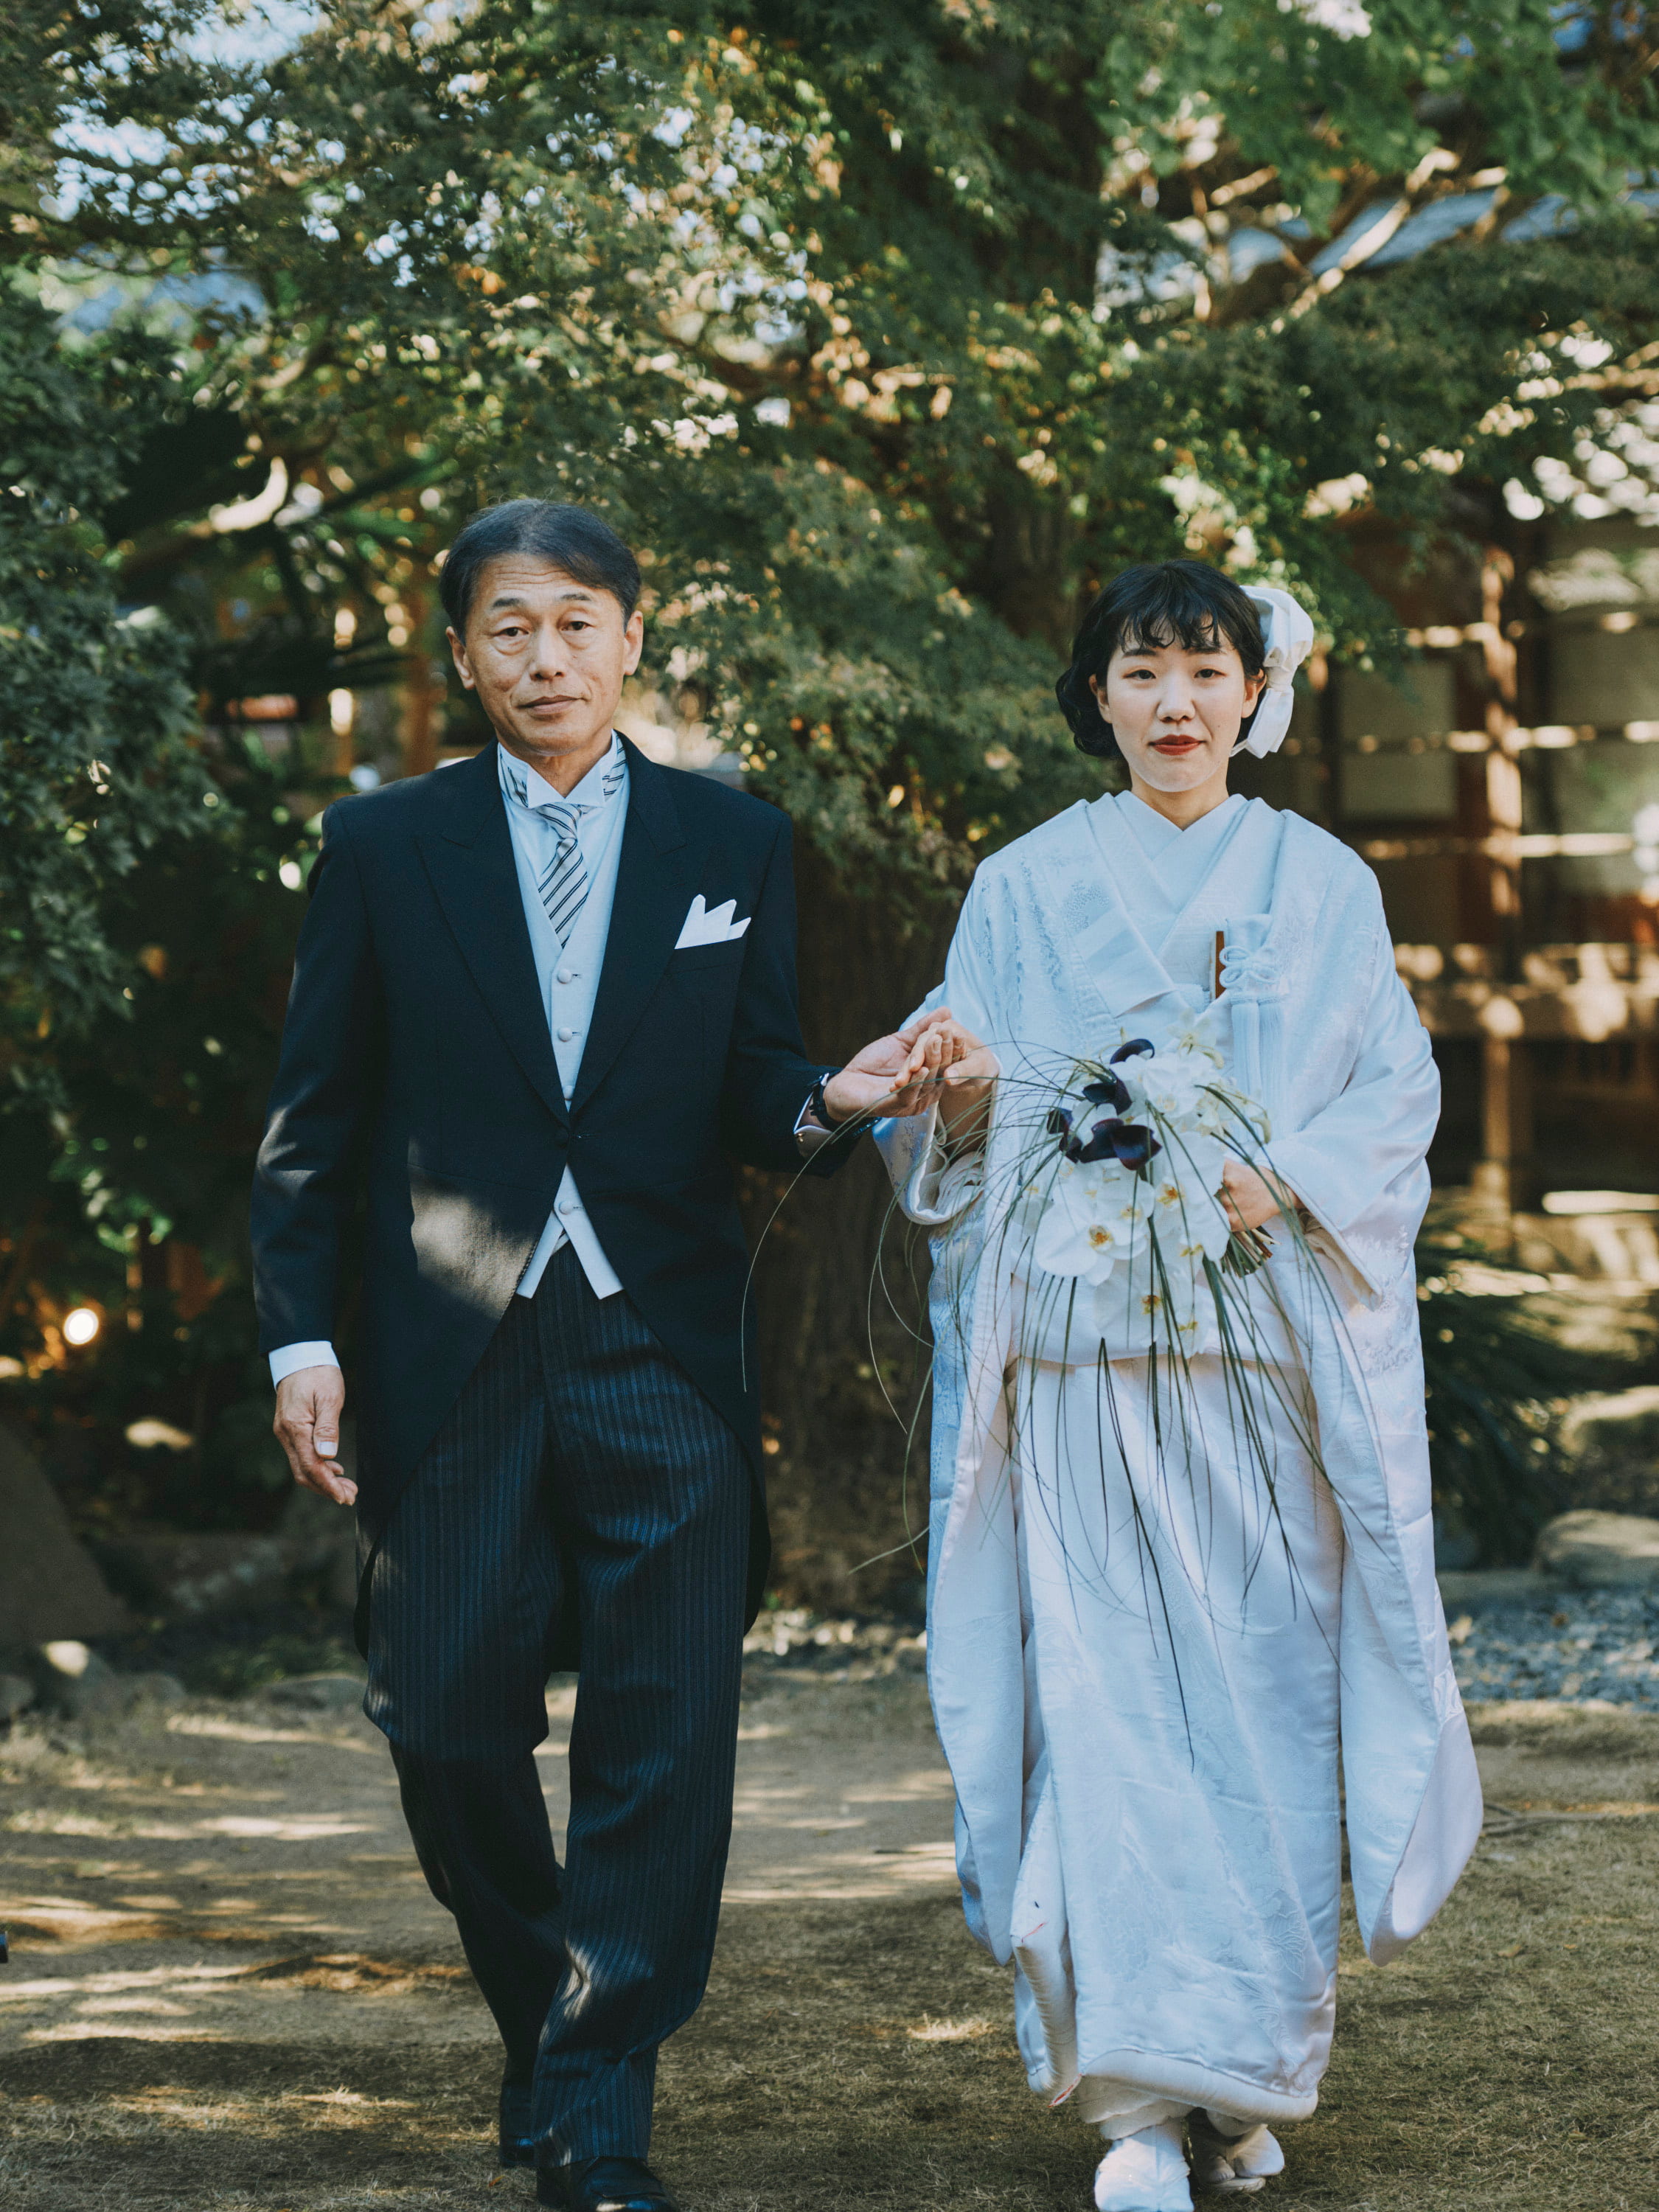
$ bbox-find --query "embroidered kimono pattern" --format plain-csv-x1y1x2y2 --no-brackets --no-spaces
877,791,1482,2133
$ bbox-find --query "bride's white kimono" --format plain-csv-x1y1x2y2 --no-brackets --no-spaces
878,790,1482,2136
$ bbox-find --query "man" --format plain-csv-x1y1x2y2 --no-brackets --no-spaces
253,499,956,2212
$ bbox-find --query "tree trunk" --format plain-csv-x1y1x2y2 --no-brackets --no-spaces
740,848,959,1613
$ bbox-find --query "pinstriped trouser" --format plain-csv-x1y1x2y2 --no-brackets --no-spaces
363,1243,751,2166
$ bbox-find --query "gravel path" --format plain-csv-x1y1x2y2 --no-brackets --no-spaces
1446,1579,1659,1706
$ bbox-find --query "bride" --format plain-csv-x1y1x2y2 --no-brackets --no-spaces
877,560,1481,2211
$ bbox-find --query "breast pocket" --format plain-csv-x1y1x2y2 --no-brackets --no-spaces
672,939,750,978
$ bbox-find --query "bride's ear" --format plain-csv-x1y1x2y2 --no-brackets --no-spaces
1088,673,1113,731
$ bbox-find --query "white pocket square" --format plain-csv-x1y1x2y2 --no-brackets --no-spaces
675,894,752,950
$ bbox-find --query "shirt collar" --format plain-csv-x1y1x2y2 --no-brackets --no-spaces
498,734,627,817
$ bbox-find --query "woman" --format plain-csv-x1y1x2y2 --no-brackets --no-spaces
879,561,1481,2211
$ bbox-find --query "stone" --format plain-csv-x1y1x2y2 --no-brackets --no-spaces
1534,1509,1659,1588
0,1672,35,1722
1561,1385,1659,1464
1559,1387,1659,1519
89,1528,291,1619
276,1479,361,1613
0,1421,133,1644
127,1672,187,1707
29,1642,133,1720
262,1672,366,1712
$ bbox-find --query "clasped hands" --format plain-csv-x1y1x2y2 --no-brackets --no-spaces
822,1007,999,1132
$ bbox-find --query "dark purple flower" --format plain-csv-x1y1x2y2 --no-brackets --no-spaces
1110,1037,1155,1065
1105,1121,1160,1172
1046,1106,1074,1139
1072,1117,1161,1171
1082,1071,1132,1113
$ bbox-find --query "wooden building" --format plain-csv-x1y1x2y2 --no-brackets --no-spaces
1236,517,1659,1278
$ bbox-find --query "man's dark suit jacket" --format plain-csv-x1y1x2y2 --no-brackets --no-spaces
251,737,843,1624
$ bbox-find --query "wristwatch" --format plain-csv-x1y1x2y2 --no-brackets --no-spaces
793,1074,841,1158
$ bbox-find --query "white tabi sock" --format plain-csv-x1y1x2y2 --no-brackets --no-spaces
1093,2117,1193,2212
1186,2111,1286,2194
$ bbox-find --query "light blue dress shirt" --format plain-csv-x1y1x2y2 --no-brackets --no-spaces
498,734,628,1300
268,736,630,1388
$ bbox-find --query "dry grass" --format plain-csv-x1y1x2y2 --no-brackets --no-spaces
1,1693,1657,2210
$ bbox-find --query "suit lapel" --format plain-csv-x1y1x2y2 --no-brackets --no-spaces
416,743,568,1125
572,739,703,1115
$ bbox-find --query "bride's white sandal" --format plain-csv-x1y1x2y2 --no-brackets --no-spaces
1186,2112,1285,2195
1093,2118,1194,2212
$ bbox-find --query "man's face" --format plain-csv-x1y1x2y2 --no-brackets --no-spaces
448,555,644,785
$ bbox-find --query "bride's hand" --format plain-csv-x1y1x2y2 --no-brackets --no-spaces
1220,1158,1297,1234
823,1007,978,1122
936,1028,997,1149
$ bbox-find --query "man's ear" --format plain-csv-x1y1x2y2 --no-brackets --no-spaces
446,625,475,690
623,608,645,676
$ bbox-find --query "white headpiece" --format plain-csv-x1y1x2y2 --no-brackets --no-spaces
1235,585,1316,759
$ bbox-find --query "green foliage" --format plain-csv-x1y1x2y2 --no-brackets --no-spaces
3,0,1658,1548
1417,1243,1638,1565
0,290,209,1102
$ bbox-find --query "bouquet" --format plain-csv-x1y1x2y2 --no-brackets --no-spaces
1024,1014,1279,1349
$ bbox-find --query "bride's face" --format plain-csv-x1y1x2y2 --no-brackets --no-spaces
1091,633,1263,804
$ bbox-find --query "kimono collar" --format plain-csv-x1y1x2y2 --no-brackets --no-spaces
1110,791,1250,940
1029,794,1285,1035
1025,801,1184,1026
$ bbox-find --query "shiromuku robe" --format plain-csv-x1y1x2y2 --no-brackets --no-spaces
877,790,1482,2134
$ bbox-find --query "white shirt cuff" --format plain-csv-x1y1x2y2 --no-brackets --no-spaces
269,1340,341,1387
794,1080,842,1157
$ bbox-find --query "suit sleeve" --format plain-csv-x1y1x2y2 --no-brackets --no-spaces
717,815,843,1177
250,804,386,1354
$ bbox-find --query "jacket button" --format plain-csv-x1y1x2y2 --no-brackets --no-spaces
557,1026,577,1043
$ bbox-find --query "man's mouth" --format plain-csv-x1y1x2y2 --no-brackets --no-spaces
521,695,580,713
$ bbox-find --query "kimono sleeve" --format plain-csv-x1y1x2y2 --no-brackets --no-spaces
874,876,1003,1227
1261,922,1438,1304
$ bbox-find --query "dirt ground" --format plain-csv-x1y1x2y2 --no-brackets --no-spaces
2,1672,1658,2212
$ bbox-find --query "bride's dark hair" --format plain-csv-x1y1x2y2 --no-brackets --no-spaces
1056,559,1267,760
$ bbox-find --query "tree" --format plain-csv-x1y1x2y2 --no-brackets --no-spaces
4,0,1656,1587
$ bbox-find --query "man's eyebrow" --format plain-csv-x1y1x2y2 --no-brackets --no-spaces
485,587,599,611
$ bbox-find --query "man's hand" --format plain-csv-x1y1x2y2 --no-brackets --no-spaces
274,1366,356,1505
823,1007,974,1124
1220,1158,1299,1235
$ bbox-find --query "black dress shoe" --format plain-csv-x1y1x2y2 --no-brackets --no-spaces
537,2154,681,2211
498,2082,537,2169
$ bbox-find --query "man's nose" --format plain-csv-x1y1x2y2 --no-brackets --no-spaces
526,623,568,679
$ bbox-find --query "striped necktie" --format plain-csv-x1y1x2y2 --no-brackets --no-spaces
517,750,626,945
